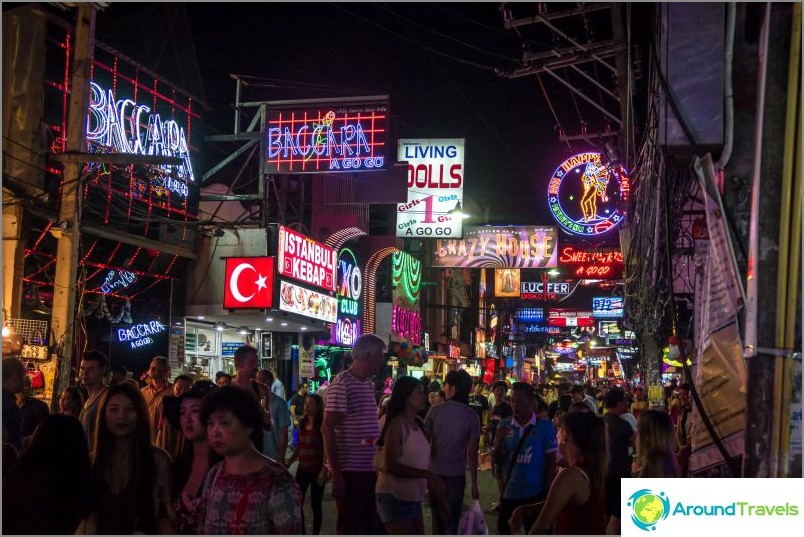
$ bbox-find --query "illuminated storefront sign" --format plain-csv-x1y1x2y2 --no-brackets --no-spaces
392,305,422,345
330,317,361,346
494,269,521,297
86,82,194,184
278,226,337,292
100,270,137,294
548,309,594,327
522,324,561,334
116,321,166,348
264,101,388,174
448,345,461,359
279,280,338,323
592,297,625,318
433,226,558,268
599,321,622,336
558,246,624,279
223,257,275,309
396,139,465,238
547,152,629,236
514,308,545,322
611,338,636,346
520,276,574,301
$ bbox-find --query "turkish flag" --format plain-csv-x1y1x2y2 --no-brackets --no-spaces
223,257,275,309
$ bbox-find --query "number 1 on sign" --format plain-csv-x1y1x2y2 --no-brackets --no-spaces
420,195,436,224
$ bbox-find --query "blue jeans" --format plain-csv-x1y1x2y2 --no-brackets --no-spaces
430,474,466,535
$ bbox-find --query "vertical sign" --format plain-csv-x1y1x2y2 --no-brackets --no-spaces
396,139,465,238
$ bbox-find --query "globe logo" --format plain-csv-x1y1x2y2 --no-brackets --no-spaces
627,489,671,531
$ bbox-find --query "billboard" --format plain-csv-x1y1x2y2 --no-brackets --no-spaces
592,296,625,318
494,269,521,297
548,309,595,327
223,257,275,309
263,100,388,174
277,226,337,292
558,246,624,279
396,139,465,238
334,248,363,346
278,280,338,323
433,226,558,268
547,152,629,236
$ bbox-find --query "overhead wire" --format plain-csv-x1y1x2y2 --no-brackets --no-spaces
535,73,572,150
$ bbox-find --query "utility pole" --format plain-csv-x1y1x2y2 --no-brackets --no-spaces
49,4,96,410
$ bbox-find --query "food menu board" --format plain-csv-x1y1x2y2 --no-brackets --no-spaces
278,279,338,323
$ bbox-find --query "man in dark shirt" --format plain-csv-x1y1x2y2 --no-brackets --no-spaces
16,376,50,444
602,387,636,535
288,382,309,448
547,383,573,422
489,381,512,511
468,381,490,438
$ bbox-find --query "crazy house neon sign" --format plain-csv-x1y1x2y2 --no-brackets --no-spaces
547,152,629,236
86,82,195,188
116,321,166,349
264,101,388,174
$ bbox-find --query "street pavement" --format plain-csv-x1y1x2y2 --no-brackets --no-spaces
287,459,504,535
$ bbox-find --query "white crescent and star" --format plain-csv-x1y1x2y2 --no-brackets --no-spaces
229,262,269,303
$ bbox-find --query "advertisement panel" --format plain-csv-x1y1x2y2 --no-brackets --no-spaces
592,297,625,318
263,100,389,174
333,248,363,346
278,280,338,323
494,269,521,297
433,226,558,268
391,251,422,344
396,138,465,238
548,309,594,327
520,279,575,301
547,151,629,236
277,226,337,292
558,246,624,279
223,257,275,309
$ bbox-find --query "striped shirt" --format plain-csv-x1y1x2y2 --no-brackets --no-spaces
326,370,380,472
297,424,324,473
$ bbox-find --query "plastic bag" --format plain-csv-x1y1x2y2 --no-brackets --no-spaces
458,499,489,535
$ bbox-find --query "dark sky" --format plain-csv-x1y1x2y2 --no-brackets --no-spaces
94,2,622,225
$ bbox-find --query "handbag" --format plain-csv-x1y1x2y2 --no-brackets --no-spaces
478,450,493,471
25,362,45,389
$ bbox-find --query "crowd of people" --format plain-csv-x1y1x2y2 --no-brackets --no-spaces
3,340,692,535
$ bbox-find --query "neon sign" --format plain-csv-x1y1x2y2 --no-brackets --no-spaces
337,249,363,313
592,297,625,318
547,152,628,236
86,82,194,184
396,139,465,238
520,270,575,300
277,226,337,292
392,251,421,310
548,309,595,327
264,101,388,174
392,305,422,345
522,324,561,334
514,308,545,322
331,317,361,347
433,226,558,268
116,321,166,349
100,270,137,294
558,246,624,279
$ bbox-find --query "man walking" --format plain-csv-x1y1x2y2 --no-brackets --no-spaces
78,350,109,444
602,387,635,535
494,382,557,534
231,346,273,436
289,382,309,447
676,383,693,477
322,334,386,535
425,369,482,535
257,369,291,465
141,356,173,443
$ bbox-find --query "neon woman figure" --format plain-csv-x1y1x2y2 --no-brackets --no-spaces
579,160,610,222
304,111,336,162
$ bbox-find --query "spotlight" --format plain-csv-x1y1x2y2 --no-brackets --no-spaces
301,327,308,331
266,317,274,322
214,322,227,331
281,322,288,327
238,326,250,335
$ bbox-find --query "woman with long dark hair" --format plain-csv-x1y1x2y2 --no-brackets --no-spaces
509,411,608,535
288,393,326,534
3,414,92,534
163,380,220,534
79,382,173,534
375,376,445,534
59,386,85,419
633,409,680,478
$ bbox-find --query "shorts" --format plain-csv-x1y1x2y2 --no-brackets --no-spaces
376,492,423,524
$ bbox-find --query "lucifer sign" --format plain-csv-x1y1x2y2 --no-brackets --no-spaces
223,257,275,309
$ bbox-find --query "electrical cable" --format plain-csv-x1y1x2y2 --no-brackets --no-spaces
535,73,572,150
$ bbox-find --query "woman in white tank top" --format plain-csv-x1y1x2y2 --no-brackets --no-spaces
375,376,448,534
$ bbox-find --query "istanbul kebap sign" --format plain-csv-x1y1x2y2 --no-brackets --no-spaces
277,226,337,292
396,139,465,238
264,99,388,173
548,152,630,236
433,226,558,268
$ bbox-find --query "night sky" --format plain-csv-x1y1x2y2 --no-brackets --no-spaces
94,2,623,225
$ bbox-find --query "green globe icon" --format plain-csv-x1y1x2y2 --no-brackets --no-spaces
634,494,664,525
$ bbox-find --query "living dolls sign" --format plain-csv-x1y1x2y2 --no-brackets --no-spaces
547,152,629,236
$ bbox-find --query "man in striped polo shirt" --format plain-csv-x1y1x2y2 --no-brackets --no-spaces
322,334,387,535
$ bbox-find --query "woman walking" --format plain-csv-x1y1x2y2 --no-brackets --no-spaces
58,386,85,420
376,376,446,535
79,382,173,534
162,380,220,534
288,393,327,534
508,411,608,535
632,409,680,478
198,386,302,534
